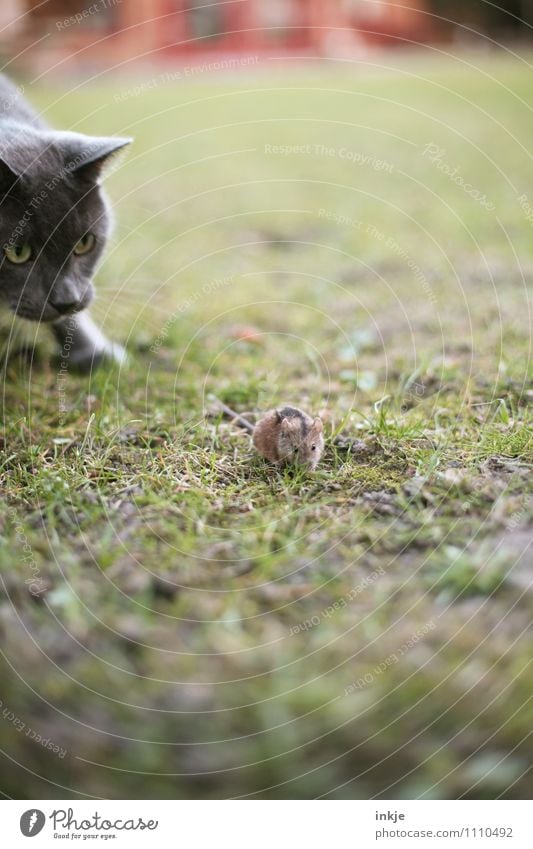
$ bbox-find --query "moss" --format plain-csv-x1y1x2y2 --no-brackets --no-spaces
0,55,532,800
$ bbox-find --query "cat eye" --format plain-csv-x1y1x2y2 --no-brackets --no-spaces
73,233,96,256
4,243,32,264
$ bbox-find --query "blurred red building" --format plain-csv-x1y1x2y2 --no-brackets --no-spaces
1,1,438,74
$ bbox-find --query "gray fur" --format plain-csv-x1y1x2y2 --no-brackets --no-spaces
0,74,131,371
277,406,309,435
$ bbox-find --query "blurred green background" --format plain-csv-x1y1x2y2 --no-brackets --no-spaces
0,51,531,798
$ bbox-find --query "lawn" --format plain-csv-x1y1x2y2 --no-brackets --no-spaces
0,51,531,799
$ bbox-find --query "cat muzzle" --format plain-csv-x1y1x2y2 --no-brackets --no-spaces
49,297,86,316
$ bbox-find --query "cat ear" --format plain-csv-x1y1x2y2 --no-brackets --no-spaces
74,136,132,180
0,155,20,190
57,133,132,182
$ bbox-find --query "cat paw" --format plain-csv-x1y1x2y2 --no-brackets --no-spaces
59,342,127,374
97,340,128,369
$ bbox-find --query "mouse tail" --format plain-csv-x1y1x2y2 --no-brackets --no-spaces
214,399,254,434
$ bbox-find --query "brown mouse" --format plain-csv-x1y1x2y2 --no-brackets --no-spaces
216,401,324,470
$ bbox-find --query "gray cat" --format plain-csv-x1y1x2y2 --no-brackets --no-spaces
0,74,131,372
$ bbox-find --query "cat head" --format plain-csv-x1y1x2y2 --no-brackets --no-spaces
0,128,131,322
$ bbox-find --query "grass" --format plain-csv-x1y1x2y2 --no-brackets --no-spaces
0,51,532,799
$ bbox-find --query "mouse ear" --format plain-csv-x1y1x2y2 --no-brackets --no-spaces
313,417,324,432
274,409,283,423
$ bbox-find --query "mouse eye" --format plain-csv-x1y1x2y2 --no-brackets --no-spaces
311,445,316,451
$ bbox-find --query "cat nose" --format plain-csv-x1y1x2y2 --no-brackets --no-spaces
51,298,82,316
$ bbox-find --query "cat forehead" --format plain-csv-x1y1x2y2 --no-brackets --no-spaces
6,173,99,222
0,179,104,250
0,136,56,182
